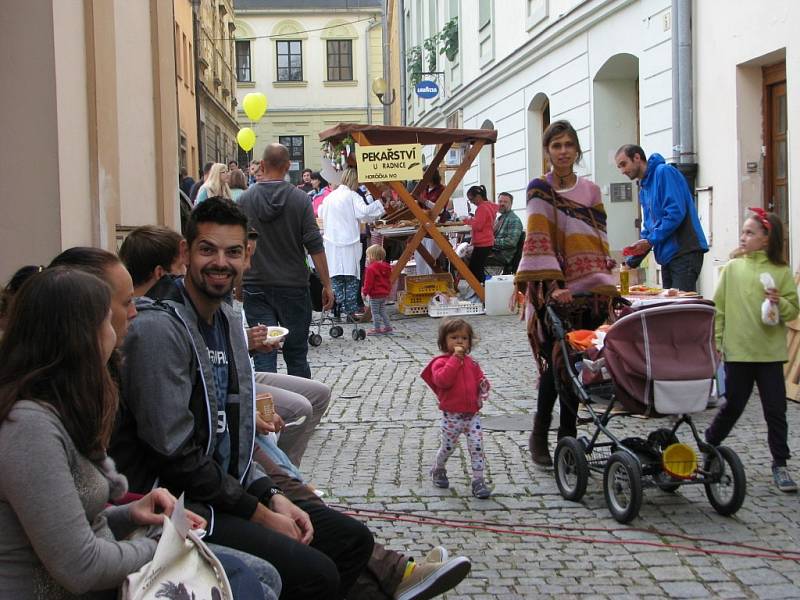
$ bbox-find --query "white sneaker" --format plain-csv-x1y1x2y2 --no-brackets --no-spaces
395,556,471,600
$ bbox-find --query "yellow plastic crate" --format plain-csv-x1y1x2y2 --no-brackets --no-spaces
405,273,454,295
400,290,438,305
397,291,432,316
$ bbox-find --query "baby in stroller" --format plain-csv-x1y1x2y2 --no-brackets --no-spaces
545,297,747,523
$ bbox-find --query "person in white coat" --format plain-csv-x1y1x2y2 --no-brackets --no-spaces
319,167,385,319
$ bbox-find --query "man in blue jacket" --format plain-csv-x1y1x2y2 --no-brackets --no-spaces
616,145,708,291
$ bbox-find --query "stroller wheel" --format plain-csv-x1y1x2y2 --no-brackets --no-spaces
704,446,746,516
329,326,344,338
554,437,589,501
351,328,360,341
604,451,643,524
308,333,323,347
357,329,366,340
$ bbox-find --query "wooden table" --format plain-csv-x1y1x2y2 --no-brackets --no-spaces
319,123,497,302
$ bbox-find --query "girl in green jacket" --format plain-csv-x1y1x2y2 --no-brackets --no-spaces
705,209,799,492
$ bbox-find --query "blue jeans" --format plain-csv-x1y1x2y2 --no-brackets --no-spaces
662,250,704,292
243,285,312,378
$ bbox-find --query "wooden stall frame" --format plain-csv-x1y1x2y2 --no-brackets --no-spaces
320,123,497,302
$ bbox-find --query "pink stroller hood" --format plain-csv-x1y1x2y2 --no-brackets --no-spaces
603,300,717,416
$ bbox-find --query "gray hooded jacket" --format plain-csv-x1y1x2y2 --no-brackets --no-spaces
113,277,275,532
239,180,324,288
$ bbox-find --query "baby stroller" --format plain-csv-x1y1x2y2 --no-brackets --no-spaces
545,296,746,523
307,270,366,346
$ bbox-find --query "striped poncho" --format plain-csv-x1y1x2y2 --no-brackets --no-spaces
514,175,617,296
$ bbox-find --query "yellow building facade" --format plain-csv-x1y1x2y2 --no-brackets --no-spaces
234,1,384,181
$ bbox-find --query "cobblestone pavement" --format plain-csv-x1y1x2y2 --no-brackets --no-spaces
298,310,800,599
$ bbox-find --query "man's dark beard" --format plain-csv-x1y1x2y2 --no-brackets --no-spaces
189,266,236,300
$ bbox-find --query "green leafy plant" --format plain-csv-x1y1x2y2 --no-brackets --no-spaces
405,46,422,86
423,37,438,73
439,17,458,62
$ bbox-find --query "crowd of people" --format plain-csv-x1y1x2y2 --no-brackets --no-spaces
2,122,797,597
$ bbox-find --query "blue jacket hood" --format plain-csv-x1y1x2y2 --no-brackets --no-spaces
642,153,666,187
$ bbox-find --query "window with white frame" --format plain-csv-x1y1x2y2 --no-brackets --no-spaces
276,40,303,81
236,40,251,82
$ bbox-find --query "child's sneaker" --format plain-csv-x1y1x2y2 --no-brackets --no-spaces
772,465,798,493
381,326,394,334
366,328,383,335
471,478,491,499
430,467,449,488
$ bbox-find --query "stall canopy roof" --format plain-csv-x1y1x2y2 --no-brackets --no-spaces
319,123,497,146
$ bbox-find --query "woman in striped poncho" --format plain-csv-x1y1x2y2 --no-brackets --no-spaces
515,120,618,467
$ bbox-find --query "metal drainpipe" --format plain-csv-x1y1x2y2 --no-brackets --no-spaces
365,19,375,124
678,0,694,165
673,0,697,193
381,5,390,124
399,0,407,125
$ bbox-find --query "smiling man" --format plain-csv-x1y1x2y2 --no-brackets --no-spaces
114,197,373,599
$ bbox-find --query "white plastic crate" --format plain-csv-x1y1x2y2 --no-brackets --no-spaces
428,302,485,318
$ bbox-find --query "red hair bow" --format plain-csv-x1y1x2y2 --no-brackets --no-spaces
748,207,772,231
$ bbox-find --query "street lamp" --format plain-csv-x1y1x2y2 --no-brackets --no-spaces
371,77,396,105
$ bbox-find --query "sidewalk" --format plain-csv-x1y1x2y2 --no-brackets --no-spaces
303,311,800,599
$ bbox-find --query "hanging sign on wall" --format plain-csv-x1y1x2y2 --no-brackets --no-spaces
415,80,439,99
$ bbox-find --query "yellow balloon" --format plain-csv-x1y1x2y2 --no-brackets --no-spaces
237,127,256,152
242,92,267,122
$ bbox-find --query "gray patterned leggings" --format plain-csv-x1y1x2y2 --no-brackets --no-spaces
369,298,391,330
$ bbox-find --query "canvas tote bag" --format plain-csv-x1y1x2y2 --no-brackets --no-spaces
120,496,232,600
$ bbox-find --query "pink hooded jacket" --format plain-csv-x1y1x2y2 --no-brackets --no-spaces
421,354,487,413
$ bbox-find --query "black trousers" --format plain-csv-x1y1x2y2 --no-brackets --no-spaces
535,362,581,440
468,246,492,284
705,361,790,467
206,500,374,600
535,299,609,440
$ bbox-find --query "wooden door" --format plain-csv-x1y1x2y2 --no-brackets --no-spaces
763,62,789,260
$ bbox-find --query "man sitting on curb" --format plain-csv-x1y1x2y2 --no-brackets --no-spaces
112,199,374,599
117,215,472,600
120,225,331,467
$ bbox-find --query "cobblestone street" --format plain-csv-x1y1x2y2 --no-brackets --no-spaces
301,309,800,599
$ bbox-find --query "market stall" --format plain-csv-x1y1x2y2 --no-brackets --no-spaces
319,123,498,302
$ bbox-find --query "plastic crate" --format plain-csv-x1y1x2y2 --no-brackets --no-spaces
400,290,439,305
397,291,433,316
428,302,485,318
399,303,429,316
405,273,454,295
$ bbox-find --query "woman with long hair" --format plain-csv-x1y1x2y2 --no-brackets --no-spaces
514,120,617,467
319,167,385,320
0,268,189,597
196,162,232,203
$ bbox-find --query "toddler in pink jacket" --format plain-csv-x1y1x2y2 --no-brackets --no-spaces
421,318,492,499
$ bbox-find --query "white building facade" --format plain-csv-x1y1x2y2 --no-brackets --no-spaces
234,0,384,182
404,0,799,294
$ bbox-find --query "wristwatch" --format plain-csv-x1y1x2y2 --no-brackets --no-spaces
263,486,284,505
